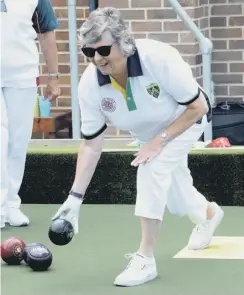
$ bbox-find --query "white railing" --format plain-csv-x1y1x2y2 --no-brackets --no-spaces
168,0,214,140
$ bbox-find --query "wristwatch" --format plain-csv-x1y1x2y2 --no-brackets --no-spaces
48,72,60,79
161,131,171,145
161,132,168,140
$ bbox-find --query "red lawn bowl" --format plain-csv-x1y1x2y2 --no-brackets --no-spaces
0,237,26,265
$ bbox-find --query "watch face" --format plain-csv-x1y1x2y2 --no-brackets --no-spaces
49,73,60,78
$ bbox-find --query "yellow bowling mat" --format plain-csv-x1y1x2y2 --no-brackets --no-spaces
173,236,244,260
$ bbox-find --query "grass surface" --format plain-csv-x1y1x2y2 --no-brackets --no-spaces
1,205,244,295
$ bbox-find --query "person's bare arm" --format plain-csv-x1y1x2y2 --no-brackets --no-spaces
164,92,209,141
71,133,105,195
38,31,61,100
38,31,58,74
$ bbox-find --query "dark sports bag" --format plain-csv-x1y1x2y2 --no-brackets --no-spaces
212,102,244,145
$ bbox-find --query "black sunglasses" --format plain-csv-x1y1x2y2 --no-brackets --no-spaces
81,41,116,58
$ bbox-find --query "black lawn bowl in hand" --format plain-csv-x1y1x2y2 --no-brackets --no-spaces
48,218,74,246
26,245,52,271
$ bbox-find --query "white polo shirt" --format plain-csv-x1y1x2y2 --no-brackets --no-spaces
78,38,211,142
1,0,58,88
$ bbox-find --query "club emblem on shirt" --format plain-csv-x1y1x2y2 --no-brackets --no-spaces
146,83,160,98
101,98,116,112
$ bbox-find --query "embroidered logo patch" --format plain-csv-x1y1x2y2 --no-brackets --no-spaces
101,98,116,112
146,83,160,98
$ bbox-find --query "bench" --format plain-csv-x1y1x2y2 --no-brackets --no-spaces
32,111,72,139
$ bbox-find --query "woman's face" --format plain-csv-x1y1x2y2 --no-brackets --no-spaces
84,31,127,77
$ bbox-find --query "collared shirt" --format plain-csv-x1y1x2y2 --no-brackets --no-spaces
1,0,58,88
78,38,211,142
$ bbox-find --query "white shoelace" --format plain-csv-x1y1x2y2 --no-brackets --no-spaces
194,221,210,233
124,253,146,271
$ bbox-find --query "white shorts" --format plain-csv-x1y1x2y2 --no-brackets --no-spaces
135,116,209,224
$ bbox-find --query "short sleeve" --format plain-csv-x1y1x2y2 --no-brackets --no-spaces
32,0,59,33
78,70,107,140
160,45,200,105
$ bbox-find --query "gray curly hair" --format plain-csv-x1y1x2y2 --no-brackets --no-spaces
78,7,136,57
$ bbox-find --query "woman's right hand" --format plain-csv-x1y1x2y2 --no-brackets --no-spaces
51,195,83,235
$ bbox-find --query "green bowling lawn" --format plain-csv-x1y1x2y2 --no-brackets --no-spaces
1,204,244,295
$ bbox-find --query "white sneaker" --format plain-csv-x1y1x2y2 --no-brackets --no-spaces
114,253,157,287
6,208,30,227
188,202,224,250
0,215,6,229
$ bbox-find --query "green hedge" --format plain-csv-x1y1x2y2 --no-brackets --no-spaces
19,150,244,206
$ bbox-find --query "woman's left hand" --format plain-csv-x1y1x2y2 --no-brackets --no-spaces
131,136,164,167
